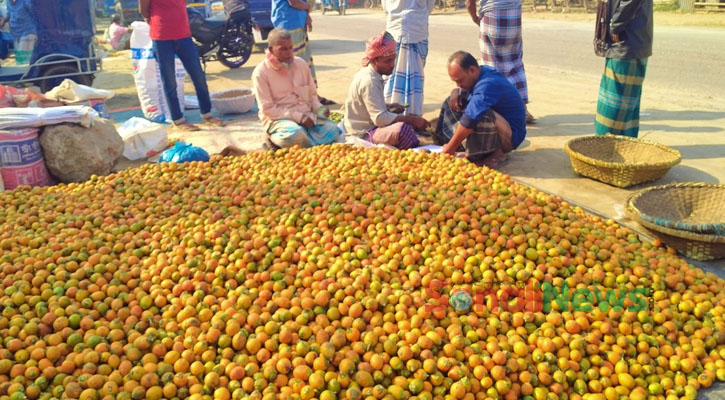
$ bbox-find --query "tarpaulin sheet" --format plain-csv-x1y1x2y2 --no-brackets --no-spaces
30,0,94,66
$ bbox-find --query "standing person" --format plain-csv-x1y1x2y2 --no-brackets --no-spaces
252,29,340,148
271,0,334,105
593,0,653,138
7,0,35,65
344,31,429,149
382,0,436,117
466,0,534,124
139,0,224,130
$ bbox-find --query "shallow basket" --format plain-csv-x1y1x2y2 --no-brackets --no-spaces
625,184,725,260
211,88,255,115
627,182,725,235
563,135,681,188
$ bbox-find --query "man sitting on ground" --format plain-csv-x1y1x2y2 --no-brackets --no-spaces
252,28,341,148
343,31,429,149
435,50,526,167
108,14,132,51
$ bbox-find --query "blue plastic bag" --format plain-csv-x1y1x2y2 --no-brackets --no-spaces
159,142,210,163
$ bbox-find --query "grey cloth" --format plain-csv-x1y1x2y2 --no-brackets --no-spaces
602,0,653,60
479,0,521,15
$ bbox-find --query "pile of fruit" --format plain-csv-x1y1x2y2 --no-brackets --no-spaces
0,146,724,400
329,112,344,124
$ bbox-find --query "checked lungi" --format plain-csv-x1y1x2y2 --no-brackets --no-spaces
595,58,648,138
479,6,529,104
267,119,341,148
289,27,318,85
365,122,420,150
384,41,428,116
434,97,500,162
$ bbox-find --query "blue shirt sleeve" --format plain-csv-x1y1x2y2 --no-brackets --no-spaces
459,79,500,129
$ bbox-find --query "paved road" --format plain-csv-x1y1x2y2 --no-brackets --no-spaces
310,10,725,102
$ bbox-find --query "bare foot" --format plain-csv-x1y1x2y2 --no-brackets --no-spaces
480,150,508,168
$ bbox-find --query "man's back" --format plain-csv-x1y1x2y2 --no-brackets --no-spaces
148,0,191,41
468,66,526,147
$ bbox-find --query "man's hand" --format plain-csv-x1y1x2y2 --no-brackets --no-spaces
411,117,430,131
301,116,315,129
306,13,312,32
611,33,621,43
441,142,457,155
449,88,465,113
471,15,480,25
387,103,405,113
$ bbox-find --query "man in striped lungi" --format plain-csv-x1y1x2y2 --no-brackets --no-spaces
466,0,534,124
382,0,436,117
593,0,653,138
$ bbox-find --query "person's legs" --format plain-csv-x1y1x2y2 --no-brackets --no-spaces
289,28,317,84
174,37,212,117
433,97,465,152
594,58,647,138
368,122,419,149
152,39,186,124
14,34,36,64
384,41,428,116
308,119,342,145
268,120,314,148
465,110,510,167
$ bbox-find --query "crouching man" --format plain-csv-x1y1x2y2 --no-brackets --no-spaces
343,31,429,149
252,28,341,148
435,51,526,167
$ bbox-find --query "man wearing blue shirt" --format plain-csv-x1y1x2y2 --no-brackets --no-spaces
7,0,35,64
271,0,333,104
434,51,526,168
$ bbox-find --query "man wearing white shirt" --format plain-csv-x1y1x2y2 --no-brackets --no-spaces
382,0,436,117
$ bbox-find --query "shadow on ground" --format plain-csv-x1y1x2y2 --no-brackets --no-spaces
531,109,725,136
311,39,365,56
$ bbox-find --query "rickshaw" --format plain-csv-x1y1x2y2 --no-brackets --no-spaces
0,0,101,92
320,0,346,15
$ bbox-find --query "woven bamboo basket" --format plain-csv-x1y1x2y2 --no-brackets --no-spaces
563,135,681,188
211,89,255,115
627,182,725,235
625,185,725,260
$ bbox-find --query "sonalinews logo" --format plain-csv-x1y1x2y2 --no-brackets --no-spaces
425,279,654,314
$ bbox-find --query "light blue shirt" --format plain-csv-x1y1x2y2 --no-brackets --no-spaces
8,0,34,40
271,0,307,31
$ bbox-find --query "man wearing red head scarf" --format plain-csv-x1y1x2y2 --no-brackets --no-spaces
343,32,430,150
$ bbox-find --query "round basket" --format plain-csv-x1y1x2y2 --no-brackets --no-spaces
211,88,255,115
627,182,725,236
563,135,681,188
625,185,725,261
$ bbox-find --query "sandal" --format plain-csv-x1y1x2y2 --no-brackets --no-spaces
526,109,536,125
203,116,226,127
173,122,200,132
319,96,335,106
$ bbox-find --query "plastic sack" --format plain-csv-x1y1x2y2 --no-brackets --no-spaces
160,142,210,163
0,128,52,190
116,117,169,161
44,79,115,102
130,22,186,123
